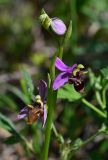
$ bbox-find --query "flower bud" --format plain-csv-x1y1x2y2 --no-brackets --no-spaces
51,18,67,35
39,9,51,30
39,9,67,35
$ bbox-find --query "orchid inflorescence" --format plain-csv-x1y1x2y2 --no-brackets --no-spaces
17,10,87,128
17,58,86,126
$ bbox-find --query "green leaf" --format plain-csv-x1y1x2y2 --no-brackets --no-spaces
4,135,20,144
89,69,102,90
88,68,95,86
6,84,29,104
0,113,27,144
58,84,82,102
95,76,102,90
63,20,72,47
72,138,83,151
0,112,18,134
100,66,108,80
0,94,17,110
21,68,34,100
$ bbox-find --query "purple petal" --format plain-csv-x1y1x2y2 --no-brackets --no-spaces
69,64,78,73
55,57,77,73
55,57,69,71
39,80,47,102
19,106,28,113
51,18,66,35
17,114,27,120
53,72,69,90
17,106,28,120
42,105,47,127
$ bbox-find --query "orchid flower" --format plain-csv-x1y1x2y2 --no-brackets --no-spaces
53,57,87,93
17,80,47,127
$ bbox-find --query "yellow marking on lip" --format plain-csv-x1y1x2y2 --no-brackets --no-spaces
35,95,43,107
36,100,43,107
35,95,41,101
77,64,85,69
28,105,34,109
73,68,80,76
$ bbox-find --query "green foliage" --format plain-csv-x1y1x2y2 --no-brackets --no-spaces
0,94,17,110
0,112,34,154
58,84,82,102
72,138,83,151
21,68,34,100
4,135,21,144
0,0,108,159
89,69,102,90
0,112,22,141
101,66,108,80
81,0,108,26
3,68,35,107
31,52,48,66
63,20,72,47
0,1,35,70
6,84,30,104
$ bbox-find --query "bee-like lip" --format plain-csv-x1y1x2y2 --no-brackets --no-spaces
74,81,84,93
35,102,41,105
32,101,43,108
68,77,82,84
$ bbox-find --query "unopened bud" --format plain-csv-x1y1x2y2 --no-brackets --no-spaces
39,9,67,35
39,9,51,30
51,18,67,35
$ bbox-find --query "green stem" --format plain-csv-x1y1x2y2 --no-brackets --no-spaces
17,133,35,154
42,46,63,160
102,85,108,108
68,125,106,159
81,131,100,147
50,51,57,80
52,123,64,144
95,91,105,109
74,130,102,152
41,88,55,160
76,124,106,150
59,46,64,59
82,98,107,118
52,123,58,137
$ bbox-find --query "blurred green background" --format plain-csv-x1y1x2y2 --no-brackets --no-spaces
0,0,108,159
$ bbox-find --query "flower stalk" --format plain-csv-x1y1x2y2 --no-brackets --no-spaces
41,48,63,160
102,85,108,108
52,123,64,144
69,125,106,159
95,90,105,110
41,87,55,160
40,10,73,159
82,98,107,118
61,124,107,160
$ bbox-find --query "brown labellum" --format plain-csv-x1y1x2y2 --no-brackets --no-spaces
27,107,44,124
